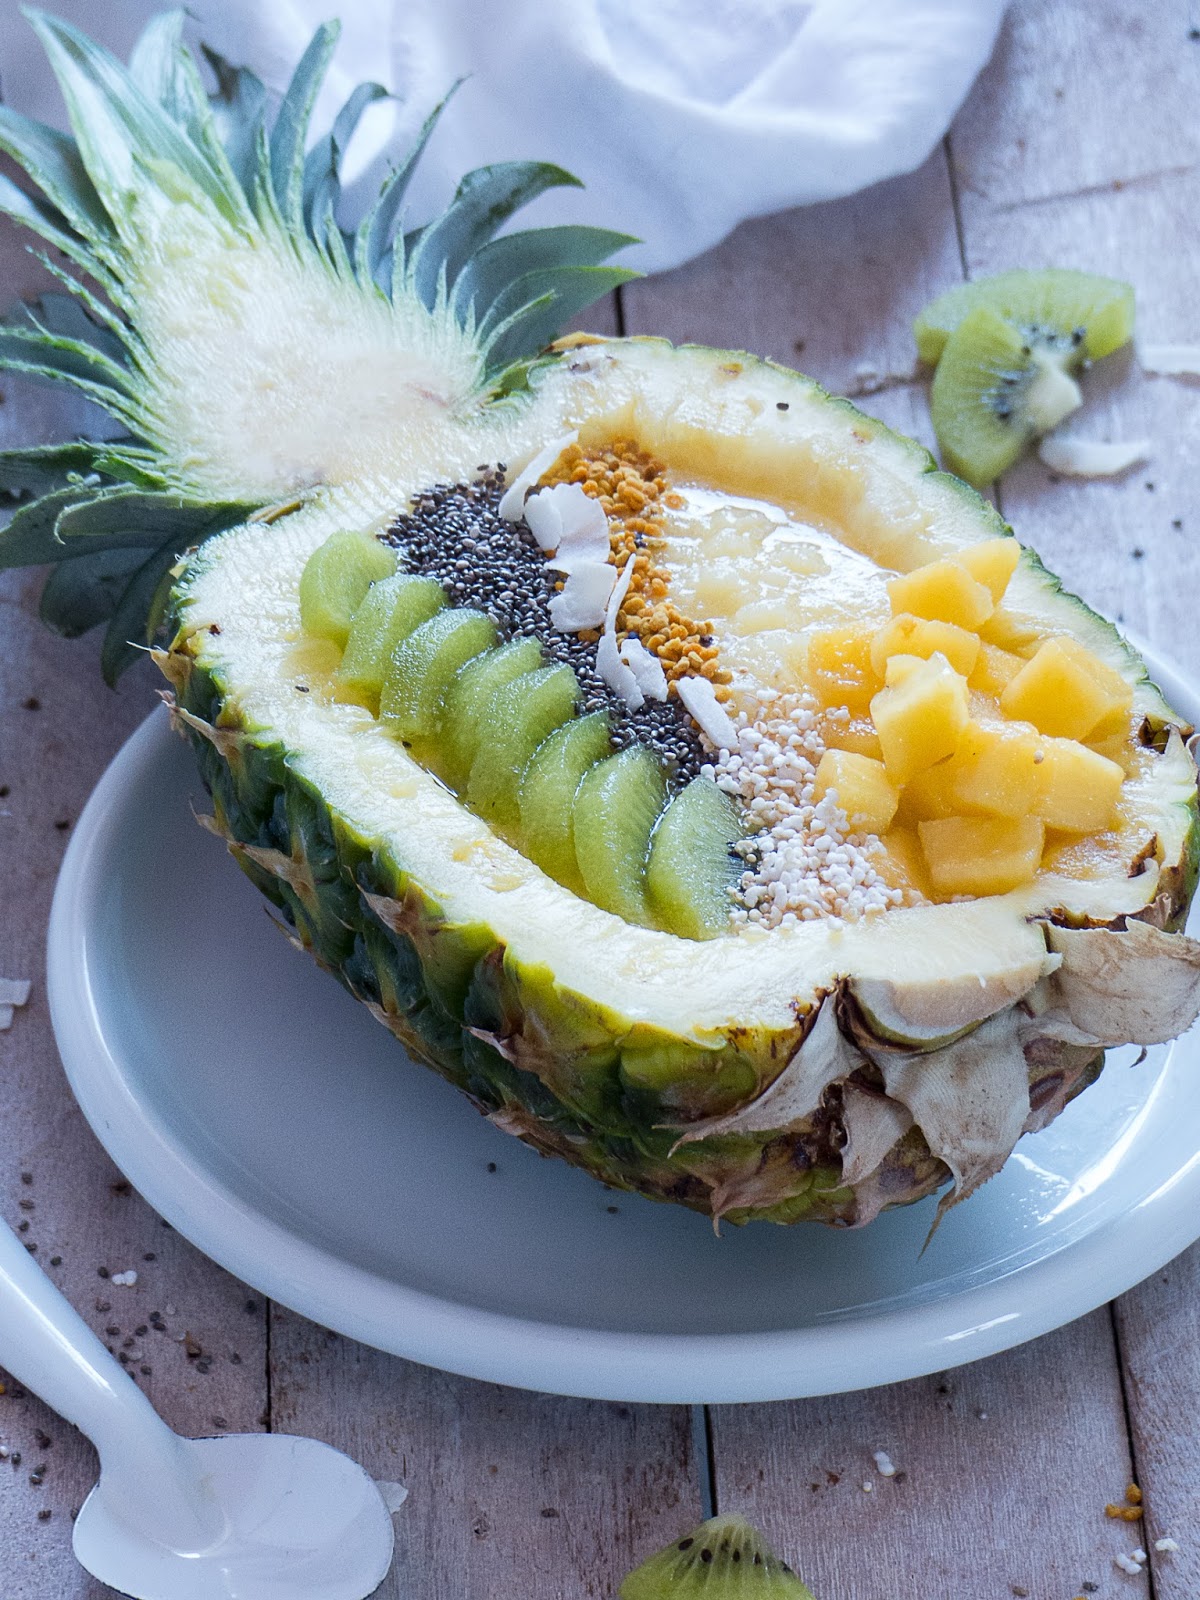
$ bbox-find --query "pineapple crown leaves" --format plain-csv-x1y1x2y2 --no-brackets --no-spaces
0,8,639,681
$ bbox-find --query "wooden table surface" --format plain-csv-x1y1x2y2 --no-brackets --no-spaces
3,3,1199,1595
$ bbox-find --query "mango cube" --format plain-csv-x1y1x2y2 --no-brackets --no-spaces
816,710,884,761
969,641,1026,697
957,537,1020,603
807,626,881,713
887,559,994,630
813,749,900,834
945,722,1044,819
1035,738,1124,832
1000,636,1134,739
869,613,980,679
870,653,970,784
873,824,934,901
919,815,1045,898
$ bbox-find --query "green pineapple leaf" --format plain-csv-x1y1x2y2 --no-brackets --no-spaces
0,103,111,244
100,538,181,684
0,439,108,496
456,224,639,326
39,542,150,636
407,161,584,308
354,81,463,291
201,43,268,201
303,79,389,248
269,18,340,229
26,9,251,231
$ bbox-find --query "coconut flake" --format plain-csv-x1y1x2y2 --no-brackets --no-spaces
597,630,644,709
676,675,739,752
1139,343,1200,375
620,636,668,701
593,557,647,708
554,482,609,546
375,1480,409,1513
528,482,611,561
1155,1538,1180,1553
523,490,563,551
0,977,31,1031
873,1451,897,1478
110,1269,138,1287
498,431,577,521
548,561,617,630
1038,434,1150,477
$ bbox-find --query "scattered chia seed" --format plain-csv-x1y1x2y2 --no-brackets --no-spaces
48,1256,61,1267
383,467,707,786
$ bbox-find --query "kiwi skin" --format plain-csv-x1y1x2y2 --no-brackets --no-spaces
620,1514,815,1600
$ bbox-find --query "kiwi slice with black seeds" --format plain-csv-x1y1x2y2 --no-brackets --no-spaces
930,305,1088,487
620,1514,815,1600
914,266,1134,366
918,267,1136,486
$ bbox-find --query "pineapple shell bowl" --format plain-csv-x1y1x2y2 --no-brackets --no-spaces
6,10,1200,1275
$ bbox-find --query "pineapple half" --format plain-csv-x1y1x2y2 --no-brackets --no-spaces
4,12,1200,1229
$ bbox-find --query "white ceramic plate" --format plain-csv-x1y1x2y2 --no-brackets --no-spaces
48,647,1200,1404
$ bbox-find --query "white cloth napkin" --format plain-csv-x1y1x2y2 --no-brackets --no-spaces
4,0,1005,274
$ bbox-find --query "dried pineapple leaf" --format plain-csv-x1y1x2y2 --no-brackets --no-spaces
876,1008,1030,1206
1044,919,1200,1045
839,1081,914,1187
668,999,864,1149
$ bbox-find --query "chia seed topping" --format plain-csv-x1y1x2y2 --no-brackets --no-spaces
383,467,707,784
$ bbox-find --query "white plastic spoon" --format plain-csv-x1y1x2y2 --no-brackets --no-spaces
0,1216,396,1599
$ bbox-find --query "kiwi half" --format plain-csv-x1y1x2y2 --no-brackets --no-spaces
620,1515,815,1600
914,267,1135,366
917,267,1135,486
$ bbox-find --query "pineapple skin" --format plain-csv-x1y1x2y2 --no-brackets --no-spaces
164,642,1116,1229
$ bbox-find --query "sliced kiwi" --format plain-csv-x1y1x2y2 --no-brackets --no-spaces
930,305,1091,487
336,574,446,710
573,744,666,928
298,530,396,647
620,1514,815,1600
646,777,741,940
379,607,497,743
518,710,613,893
441,636,545,788
914,267,1135,366
466,663,580,831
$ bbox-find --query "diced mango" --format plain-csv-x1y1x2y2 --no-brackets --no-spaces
944,722,1044,819
969,642,1026,697
918,815,1045,898
884,653,920,688
887,559,994,630
896,764,960,823
813,749,900,834
1034,738,1125,832
807,626,881,713
873,825,933,901
870,652,970,784
1000,636,1134,739
816,711,884,761
957,538,1020,603
869,613,980,679
1086,729,1132,772
978,606,1040,655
